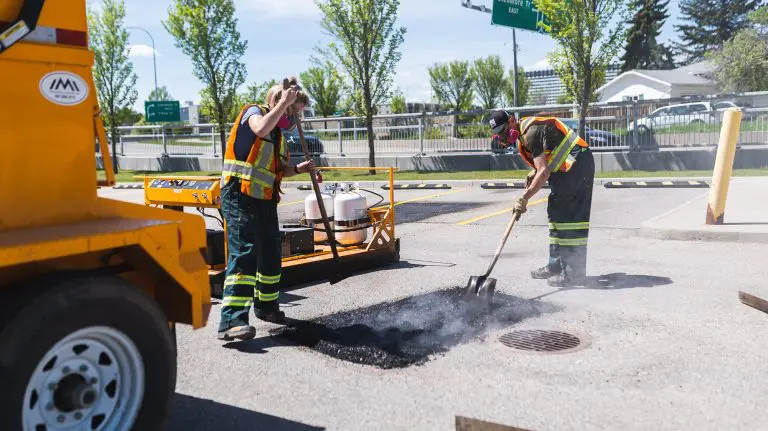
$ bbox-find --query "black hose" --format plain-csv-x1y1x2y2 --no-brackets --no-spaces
359,188,385,209
197,207,224,228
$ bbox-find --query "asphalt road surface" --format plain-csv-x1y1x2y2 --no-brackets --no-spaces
99,182,768,431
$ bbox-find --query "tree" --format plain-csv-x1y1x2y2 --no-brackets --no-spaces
620,0,676,72
243,79,279,104
164,0,247,156
473,55,505,109
116,107,143,125
674,0,760,65
390,89,406,114
88,0,138,173
316,0,406,174
300,62,346,118
503,68,530,107
708,6,768,92
428,60,475,111
148,86,174,101
534,0,628,137
529,88,548,105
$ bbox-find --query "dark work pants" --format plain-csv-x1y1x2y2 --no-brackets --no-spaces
546,147,595,279
218,179,282,332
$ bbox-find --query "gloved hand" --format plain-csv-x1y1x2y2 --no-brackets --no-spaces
525,170,536,188
514,197,528,215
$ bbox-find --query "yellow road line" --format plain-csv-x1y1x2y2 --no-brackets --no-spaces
456,197,548,225
393,188,467,207
278,199,305,207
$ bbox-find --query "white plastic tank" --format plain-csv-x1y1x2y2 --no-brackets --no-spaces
334,183,369,246
304,184,335,243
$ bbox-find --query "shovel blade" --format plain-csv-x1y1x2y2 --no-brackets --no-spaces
478,277,497,301
462,275,484,301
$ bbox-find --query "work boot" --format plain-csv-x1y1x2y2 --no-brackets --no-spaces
255,302,288,325
217,325,256,342
531,264,560,279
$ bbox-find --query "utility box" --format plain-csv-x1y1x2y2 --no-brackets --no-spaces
281,225,315,257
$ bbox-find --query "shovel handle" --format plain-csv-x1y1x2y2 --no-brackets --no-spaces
484,210,520,277
282,79,341,268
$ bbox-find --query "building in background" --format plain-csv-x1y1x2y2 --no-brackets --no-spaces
180,101,200,124
526,64,621,105
597,62,718,103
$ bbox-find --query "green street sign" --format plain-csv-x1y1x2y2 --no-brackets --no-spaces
144,100,180,122
491,0,551,34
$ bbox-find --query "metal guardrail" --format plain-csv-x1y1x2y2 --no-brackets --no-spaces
107,92,768,157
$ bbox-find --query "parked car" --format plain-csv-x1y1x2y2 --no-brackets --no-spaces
282,128,324,156
712,100,758,121
559,118,621,148
628,102,717,134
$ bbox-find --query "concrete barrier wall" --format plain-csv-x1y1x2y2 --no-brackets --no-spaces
97,147,768,173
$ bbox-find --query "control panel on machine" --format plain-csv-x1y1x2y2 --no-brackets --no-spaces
144,176,221,208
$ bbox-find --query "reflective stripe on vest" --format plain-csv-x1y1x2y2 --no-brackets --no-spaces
519,117,587,172
221,104,286,200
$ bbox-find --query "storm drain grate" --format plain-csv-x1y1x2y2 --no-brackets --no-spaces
499,330,587,353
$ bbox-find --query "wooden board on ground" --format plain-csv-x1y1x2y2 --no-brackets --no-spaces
455,416,532,431
739,291,768,315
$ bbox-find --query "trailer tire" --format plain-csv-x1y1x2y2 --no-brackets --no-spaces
0,274,177,431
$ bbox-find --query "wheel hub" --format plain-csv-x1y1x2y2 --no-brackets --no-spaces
23,326,144,431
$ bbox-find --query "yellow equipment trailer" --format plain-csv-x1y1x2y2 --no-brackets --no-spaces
0,1,211,430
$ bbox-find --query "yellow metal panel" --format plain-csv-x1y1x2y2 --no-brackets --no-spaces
0,44,96,230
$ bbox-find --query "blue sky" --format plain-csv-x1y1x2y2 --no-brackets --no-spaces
87,0,684,111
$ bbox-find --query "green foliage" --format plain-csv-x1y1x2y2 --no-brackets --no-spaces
503,67,530,107
88,0,138,144
620,0,676,72
674,0,760,65
391,88,407,114
163,0,247,154
707,6,768,92
428,60,475,111
473,56,505,109
147,86,174,101
242,79,278,105
300,62,346,117
316,0,406,172
116,107,143,125
556,94,572,104
534,0,628,136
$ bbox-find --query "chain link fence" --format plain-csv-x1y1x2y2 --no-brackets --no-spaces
108,92,768,157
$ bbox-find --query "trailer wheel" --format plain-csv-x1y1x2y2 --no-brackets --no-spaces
0,275,176,431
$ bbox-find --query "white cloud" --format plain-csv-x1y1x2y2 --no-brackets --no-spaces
129,44,160,58
236,0,320,18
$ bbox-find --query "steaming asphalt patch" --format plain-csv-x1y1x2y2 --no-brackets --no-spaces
270,287,559,369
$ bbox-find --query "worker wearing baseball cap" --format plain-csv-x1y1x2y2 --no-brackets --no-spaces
489,110,595,287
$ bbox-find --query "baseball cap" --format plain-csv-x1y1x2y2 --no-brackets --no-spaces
489,110,511,134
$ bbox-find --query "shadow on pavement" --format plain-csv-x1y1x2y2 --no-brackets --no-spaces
530,272,673,301
166,393,325,430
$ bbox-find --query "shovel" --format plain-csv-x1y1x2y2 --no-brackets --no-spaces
283,79,346,284
462,209,521,302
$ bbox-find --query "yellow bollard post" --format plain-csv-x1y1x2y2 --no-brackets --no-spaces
706,107,743,225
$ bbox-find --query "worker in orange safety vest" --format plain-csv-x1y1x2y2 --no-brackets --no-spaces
489,110,595,287
217,77,313,342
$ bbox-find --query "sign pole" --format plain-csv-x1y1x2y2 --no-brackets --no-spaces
512,28,519,107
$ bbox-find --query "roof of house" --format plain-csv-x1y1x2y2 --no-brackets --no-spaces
598,62,715,93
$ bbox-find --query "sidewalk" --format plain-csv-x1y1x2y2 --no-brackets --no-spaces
640,177,768,244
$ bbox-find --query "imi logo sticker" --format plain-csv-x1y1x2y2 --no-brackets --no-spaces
39,72,89,106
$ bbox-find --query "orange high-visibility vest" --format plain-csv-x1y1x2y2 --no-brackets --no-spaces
221,104,288,201
517,117,588,173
